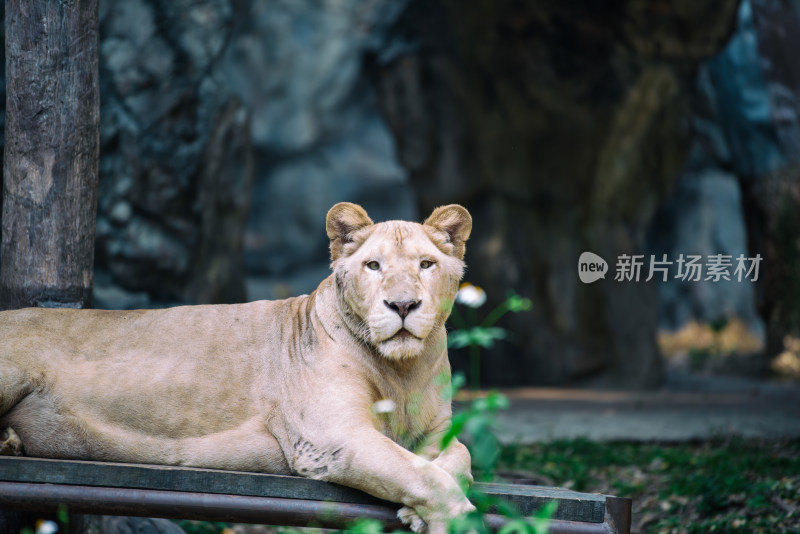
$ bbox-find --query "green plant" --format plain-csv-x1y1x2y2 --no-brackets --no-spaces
447,284,532,390
440,372,510,481
439,287,554,531
173,521,233,534
437,368,557,532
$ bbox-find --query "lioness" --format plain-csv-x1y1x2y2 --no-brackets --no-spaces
0,202,475,533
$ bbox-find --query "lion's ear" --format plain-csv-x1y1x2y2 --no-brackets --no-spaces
326,202,374,260
424,204,472,259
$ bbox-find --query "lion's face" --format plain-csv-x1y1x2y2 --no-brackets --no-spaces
327,203,472,360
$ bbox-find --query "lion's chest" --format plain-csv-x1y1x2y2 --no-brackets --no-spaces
374,390,437,450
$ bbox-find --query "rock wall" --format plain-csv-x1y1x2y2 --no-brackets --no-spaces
649,0,774,335
743,0,800,354
3,0,799,386
221,0,416,299
95,0,415,306
371,0,740,387
94,0,252,307
653,0,800,360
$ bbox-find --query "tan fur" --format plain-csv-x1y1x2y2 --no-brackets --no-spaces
0,203,474,534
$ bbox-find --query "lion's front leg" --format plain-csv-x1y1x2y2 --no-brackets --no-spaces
423,437,473,489
414,411,474,488
297,431,474,534
395,435,473,533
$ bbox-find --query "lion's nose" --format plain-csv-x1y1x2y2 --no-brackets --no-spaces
384,300,420,319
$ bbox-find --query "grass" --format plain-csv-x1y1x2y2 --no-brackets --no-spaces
499,438,800,534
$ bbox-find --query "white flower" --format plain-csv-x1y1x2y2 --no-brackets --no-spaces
455,282,486,308
36,520,58,534
372,399,396,414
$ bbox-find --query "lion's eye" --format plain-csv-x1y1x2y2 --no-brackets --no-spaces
420,260,435,269
366,261,381,271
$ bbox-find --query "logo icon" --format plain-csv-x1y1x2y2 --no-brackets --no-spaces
578,252,608,284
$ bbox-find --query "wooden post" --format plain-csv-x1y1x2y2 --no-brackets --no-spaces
0,0,100,311
1,1,99,528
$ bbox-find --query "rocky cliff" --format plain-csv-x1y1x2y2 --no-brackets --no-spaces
3,0,799,387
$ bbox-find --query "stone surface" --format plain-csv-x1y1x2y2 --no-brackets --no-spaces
652,0,800,359
648,169,762,334
646,1,775,341
372,0,740,388
698,0,786,178
221,0,416,277
94,0,252,307
91,0,416,304
747,0,800,355
243,112,414,276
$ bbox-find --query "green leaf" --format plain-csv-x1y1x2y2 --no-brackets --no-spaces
532,500,558,534
498,518,532,534
492,499,521,518
346,518,385,534
472,392,509,412
448,510,489,534
58,503,70,525
506,294,533,312
441,411,469,449
451,371,466,392
448,330,474,349
488,392,510,410
449,327,508,349
534,500,558,520
464,413,490,436
470,327,507,348
471,431,501,471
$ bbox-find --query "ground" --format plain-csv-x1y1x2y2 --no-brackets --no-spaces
499,438,800,534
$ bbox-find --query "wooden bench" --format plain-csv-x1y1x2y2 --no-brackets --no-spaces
0,457,631,533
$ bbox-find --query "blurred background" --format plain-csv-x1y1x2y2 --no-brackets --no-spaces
3,0,799,390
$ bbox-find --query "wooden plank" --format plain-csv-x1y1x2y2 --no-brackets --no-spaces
0,482,617,534
0,457,607,523
0,457,381,505
478,483,606,523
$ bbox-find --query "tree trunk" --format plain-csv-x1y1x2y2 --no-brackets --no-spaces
0,0,99,311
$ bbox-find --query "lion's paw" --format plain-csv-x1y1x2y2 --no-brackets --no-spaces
0,427,23,456
398,506,428,534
